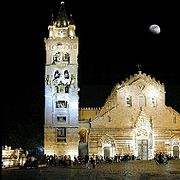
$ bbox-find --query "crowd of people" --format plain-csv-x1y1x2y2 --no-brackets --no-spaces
43,154,138,168
19,152,178,169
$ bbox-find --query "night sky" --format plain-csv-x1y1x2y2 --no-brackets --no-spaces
2,1,179,147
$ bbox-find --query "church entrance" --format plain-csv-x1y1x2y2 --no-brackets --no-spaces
134,110,154,160
138,139,148,160
100,135,115,159
104,147,111,159
79,143,88,157
173,146,179,158
79,128,88,157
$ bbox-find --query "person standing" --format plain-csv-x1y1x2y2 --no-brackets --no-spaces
85,154,90,168
90,157,96,168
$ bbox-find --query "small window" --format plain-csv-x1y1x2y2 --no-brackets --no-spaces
173,116,176,124
126,96,132,106
152,97,157,107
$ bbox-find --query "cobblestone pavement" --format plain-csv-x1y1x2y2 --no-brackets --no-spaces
2,160,180,180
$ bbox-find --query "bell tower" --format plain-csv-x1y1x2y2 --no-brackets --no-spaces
44,1,79,157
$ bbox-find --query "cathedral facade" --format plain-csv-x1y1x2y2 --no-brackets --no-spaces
87,72,180,160
44,2,180,160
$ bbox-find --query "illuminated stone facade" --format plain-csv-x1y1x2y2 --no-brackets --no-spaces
44,2,180,159
88,72,180,160
44,2,79,157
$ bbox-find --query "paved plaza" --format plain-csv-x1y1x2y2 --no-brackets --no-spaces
2,159,180,180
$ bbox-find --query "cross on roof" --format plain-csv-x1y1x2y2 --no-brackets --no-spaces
136,64,142,71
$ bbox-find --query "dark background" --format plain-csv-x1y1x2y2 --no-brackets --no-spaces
2,0,179,149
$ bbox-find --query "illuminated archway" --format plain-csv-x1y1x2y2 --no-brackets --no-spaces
171,135,180,158
79,128,88,143
98,135,115,158
134,110,154,160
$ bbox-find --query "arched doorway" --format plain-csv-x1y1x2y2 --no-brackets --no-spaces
100,135,115,159
134,110,154,160
78,128,88,157
104,144,111,159
173,146,179,159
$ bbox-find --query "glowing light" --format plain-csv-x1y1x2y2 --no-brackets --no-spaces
149,86,158,97
66,149,78,158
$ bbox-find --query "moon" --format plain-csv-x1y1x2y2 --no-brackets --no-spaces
149,24,161,34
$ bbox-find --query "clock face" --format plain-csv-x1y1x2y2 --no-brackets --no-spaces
58,30,64,37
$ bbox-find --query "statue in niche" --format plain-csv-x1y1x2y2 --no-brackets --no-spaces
53,70,61,80
56,100,67,108
52,55,57,64
52,52,70,64
53,70,61,85
65,85,69,93
55,52,63,62
70,74,75,84
57,128,66,137
79,129,88,143
46,75,52,85
64,70,69,79
59,85,65,93
64,53,70,63
68,74,76,93
55,86,60,93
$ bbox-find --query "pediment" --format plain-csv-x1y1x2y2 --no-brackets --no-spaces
121,71,164,90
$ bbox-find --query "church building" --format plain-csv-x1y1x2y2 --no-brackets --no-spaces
44,2,180,160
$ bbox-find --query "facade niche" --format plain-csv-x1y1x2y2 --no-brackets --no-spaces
57,127,66,143
56,100,68,108
64,70,69,79
79,129,88,143
57,116,66,123
64,53,70,62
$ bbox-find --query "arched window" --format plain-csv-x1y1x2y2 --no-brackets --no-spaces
126,96,132,107
139,95,146,107
152,97,157,107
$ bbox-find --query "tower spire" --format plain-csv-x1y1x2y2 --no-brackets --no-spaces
56,1,69,27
